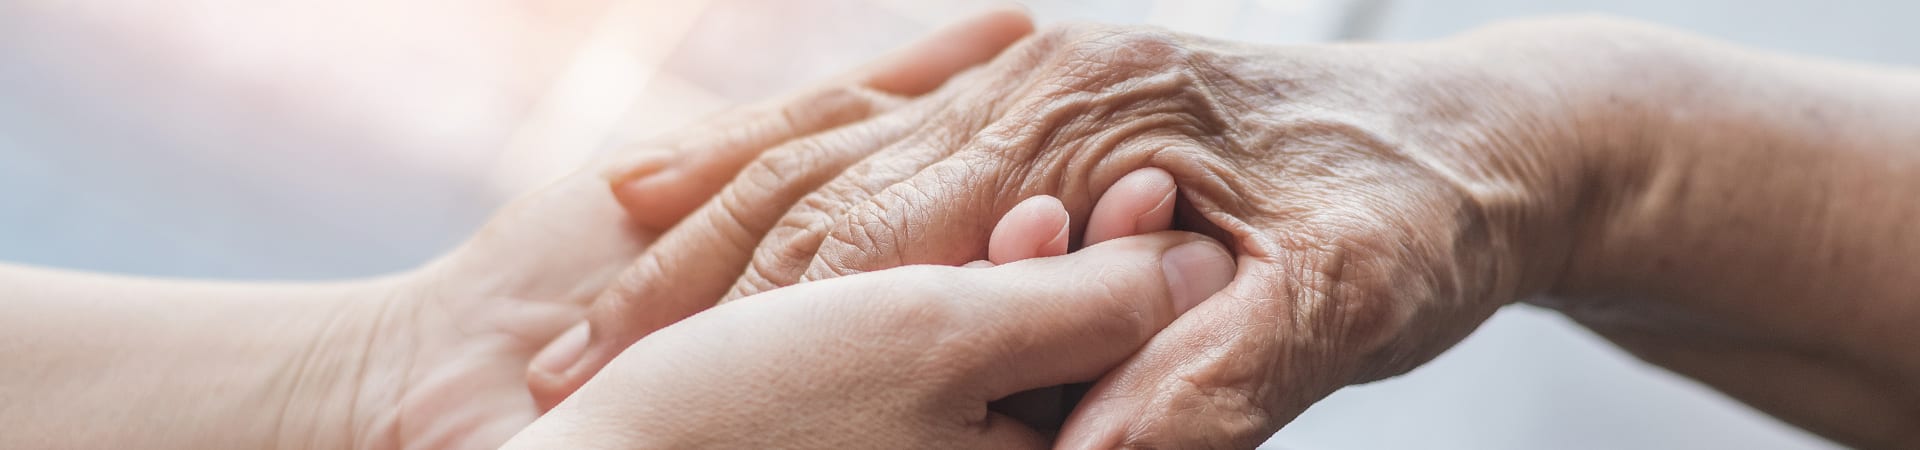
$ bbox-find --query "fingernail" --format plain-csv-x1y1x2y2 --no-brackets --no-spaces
1160,241,1235,313
531,323,591,377
1134,178,1178,233
1041,204,1072,257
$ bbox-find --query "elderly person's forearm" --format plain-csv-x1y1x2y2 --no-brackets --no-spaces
1524,19,1920,446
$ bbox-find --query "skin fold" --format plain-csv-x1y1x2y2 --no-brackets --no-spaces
547,15,1920,449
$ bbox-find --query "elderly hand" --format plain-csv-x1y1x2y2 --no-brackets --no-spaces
531,17,1659,447
541,14,1920,448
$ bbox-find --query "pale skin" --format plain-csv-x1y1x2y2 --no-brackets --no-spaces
507,181,1222,449
0,9,1041,449
540,14,1920,450
0,184,1183,449
5,10,1919,450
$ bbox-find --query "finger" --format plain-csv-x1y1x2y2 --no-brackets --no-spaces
719,21,1077,301
987,195,1071,264
608,6,1035,230
778,96,1180,290
528,9,1037,409
1053,261,1298,450
605,87,894,231
980,194,1083,432
963,167,1261,440
857,5,1035,96
529,118,913,410
1056,245,1421,450
717,127,969,301
787,152,1149,288
1058,174,1499,449
953,232,1235,400
975,192,1074,434
1082,167,1178,246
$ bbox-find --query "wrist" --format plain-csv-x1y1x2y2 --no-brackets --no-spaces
1355,18,1665,302
270,277,417,449
0,265,400,449
1418,16,1701,301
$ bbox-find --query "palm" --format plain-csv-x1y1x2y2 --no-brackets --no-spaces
369,171,658,449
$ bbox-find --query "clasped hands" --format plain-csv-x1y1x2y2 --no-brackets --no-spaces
348,8,1705,449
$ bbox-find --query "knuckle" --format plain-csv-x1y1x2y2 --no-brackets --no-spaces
784,83,888,130
1050,26,1194,86
739,145,809,193
707,189,769,254
821,188,920,266
985,29,1218,177
764,220,831,271
588,253,673,334
611,251,670,301
806,225,884,283
735,219,829,295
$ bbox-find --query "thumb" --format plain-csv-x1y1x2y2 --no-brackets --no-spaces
953,232,1234,449
1056,258,1340,450
951,232,1236,403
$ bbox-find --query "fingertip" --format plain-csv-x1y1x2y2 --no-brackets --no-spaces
1158,239,1234,314
988,195,1070,264
530,323,590,377
1064,231,1231,316
1085,167,1178,245
525,361,576,412
974,3,1037,41
527,323,626,412
611,167,706,231
1039,208,1071,258
962,231,1223,401
526,322,583,410
862,4,1036,95
1135,170,1178,234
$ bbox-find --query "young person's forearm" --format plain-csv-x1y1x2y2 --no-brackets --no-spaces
0,263,392,448
1551,22,1920,447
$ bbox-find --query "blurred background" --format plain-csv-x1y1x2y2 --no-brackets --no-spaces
4,0,1913,448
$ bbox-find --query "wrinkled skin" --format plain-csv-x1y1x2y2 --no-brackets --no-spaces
548,16,1920,449
546,19,1601,447
301,11,1036,449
